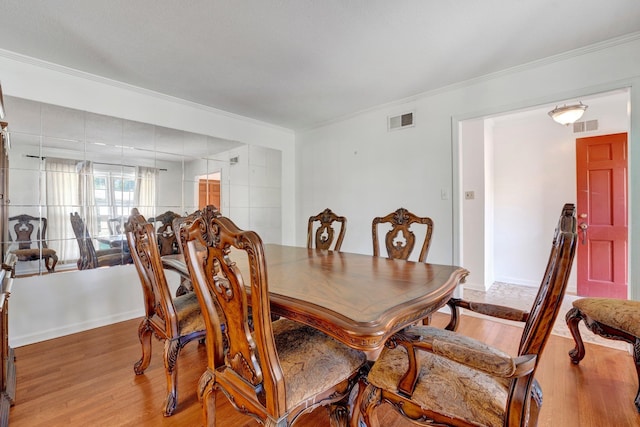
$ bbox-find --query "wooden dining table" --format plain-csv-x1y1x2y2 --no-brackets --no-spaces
162,244,468,353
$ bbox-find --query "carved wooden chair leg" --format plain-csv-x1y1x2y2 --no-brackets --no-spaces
199,376,216,427
358,383,382,427
45,254,58,273
348,378,369,427
133,321,152,374
565,307,587,363
162,339,182,416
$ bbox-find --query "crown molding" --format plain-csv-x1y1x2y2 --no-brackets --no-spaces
301,31,640,133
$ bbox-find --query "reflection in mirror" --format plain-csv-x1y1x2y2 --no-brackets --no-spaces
2,96,282,277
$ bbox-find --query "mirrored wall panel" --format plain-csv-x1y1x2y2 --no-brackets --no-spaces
2,96,282,276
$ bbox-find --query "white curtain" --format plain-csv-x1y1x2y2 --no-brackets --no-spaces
135,166,157,218
45,158,80,263
77,161,98,236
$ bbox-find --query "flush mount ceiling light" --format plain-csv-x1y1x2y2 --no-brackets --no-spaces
548,102,588,125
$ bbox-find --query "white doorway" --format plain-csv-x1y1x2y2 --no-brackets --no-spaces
459,89,630,297
196,171,221,211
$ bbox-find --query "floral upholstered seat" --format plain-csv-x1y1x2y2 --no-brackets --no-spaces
566,297,640,411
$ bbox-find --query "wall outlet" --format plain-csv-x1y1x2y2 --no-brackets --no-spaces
464,191,475,200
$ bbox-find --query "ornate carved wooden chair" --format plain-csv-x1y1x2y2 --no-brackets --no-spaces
566,298,640,411
356,203,577,427
125,209,206,417
179,205,367,427
8,214,58,273
307,208,347,251
372,207,433,263
70,212,132,270
149,210,181,256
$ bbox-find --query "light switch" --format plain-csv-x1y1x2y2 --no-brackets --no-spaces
464,191,475,200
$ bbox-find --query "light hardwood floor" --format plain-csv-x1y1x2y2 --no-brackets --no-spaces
8,313,640,426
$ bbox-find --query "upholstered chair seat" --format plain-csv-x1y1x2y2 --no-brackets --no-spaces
270,318,366,408
566,297,640,411
12,248,57,263
173,292,206,335
571,298,640,337
368,326,523,427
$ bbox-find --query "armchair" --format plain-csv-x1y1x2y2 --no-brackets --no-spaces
356,203,577,427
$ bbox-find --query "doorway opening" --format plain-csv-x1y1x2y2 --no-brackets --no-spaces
459,88,630,300
197,171,221,211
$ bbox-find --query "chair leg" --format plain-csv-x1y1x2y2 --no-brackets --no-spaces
632,339,640,413
201,384,216,427
162,339,181,416
565,307,586,364
358,383,382,427
134,321,152,374
45,254,58,273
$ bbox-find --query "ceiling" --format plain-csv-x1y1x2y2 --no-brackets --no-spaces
1,1,640,131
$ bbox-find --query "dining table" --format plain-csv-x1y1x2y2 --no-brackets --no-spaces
162,244,468,353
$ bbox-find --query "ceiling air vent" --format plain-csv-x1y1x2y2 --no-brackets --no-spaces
585,119,598,131
388,112,414,131
573,121,585,133
572,119,599,133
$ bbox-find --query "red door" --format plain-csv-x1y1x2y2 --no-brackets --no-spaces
576,133,628,298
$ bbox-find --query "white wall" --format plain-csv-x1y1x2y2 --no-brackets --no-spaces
296,35,640,300
0,51,294,347
296,104,456,264
460,118,489,290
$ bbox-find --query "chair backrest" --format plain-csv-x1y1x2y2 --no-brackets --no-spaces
149,210,181,255
70,212,99,270
518,203,577,359
178,205,287,416
372,208,433,263
107,217,126,235
8,214,49,250
307,208,347,251
126,210,178,336
505,203,577,424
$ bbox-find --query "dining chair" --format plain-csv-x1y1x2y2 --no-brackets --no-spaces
8,214,58,273
372,207,433,263
125,209,206,417
179,205,367,427
149,210,181,256
356,203,577,427
566,298,640,411
307,208,347,251
70,212,131,270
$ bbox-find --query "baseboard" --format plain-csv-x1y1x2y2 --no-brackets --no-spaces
11,309,142,348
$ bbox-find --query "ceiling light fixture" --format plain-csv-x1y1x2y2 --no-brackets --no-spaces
548,102,588,125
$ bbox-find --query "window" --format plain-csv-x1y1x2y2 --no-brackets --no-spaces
93,166,136,236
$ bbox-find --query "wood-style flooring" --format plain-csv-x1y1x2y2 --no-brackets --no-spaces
8,313,640,426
